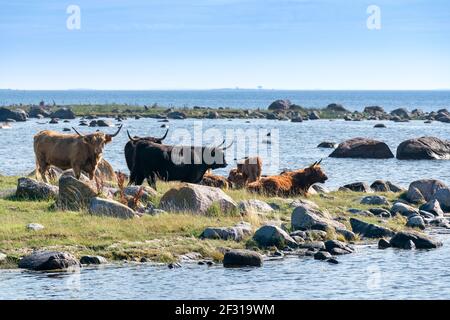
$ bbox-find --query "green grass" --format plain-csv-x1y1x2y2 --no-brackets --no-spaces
0,176,412,268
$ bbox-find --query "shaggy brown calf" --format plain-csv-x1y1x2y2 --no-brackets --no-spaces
246,160,327,197
237,156,262,183
200,173,230,189
227,168,247,189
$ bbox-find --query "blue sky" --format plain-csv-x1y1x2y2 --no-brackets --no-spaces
0,0,449,90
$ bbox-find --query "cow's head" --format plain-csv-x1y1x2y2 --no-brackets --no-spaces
127,128,168,144
304,159,328,184
72,125,123,155
205,140,233,169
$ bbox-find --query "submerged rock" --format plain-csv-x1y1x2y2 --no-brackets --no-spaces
223,249,263,267
378,238,391,249
18,251,80,271
317,142,337,149
314,251,332,261
329,138,394,159
390,231,442,249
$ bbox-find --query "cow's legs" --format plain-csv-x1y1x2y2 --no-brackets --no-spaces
73,164,82,180
147,172,157,190
37,161,49,183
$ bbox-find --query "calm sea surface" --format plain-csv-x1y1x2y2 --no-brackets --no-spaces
1,230,450,299
1,89,450,112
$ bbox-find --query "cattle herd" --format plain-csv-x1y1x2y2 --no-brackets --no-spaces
33,127,327,197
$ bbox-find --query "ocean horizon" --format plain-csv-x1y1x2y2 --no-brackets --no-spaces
1,89,449,112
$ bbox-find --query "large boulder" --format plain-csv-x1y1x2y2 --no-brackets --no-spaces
89,197,137,219
49,108,76,119
15,177,58,200
291,203,346,231
268,99,291,111
350,218,395,238
253,225,297,248
390,231,442,249
57,175,97,210
200,222,252,241
390,108,410,119
223,249,263,267
326,103,349,113
18,251,80,271
364,106,385,115
159,183,237,214
29,107,51,118
0,107,27,122
397,137,450,160
329,138,394,159
406,179,448,203
432,188,450,211
95,159,117,182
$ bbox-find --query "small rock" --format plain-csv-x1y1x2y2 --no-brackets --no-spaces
239,199,274,215
369,208,391,218
317,142,337,148
327,258,339,264
391,202,419,217
26,223,44,231
378,238,391,249
298,241,326,250
314,251,332,261
360,195,389,205
419,199,444,216
342,182,372,193
406,215,426,230
223,249,263,267
80,255,108,265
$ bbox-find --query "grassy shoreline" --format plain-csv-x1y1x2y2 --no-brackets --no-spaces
2,103,434,121
0,175,410,269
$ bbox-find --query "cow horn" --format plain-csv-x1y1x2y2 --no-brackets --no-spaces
221,140,234,151
214,139,225,148
72,127,84,137
108,124,123,138
158,128,169,141
127,130,138,142
317,159,323,165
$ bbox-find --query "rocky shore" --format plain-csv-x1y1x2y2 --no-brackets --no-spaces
2,99,450,124
1,168,448,271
